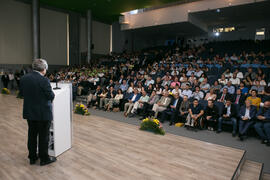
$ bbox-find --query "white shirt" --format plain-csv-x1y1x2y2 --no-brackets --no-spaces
243,108,250,119
181,90,192,98
226,106,231,116
229,77,240,85
131,94,137,102
237,72,243,79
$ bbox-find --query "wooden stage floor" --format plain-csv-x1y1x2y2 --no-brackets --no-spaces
0,94,245,180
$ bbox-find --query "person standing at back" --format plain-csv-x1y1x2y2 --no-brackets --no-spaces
20,59,57,166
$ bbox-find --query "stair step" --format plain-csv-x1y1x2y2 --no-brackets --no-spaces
238,160,263,180
263,173,270,180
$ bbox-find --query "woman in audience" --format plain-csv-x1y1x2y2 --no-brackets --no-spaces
257,68,265,80
106,89,123,111
162,85,170,94
179,74,188,83
146,84,154,94
127,82,134,94
154,84,163,96
257,76,266,86
172,84,182,95
223,68,233,79
198,73,207,83
211,81,222,94
170,76,181,88
204,88,217,101
239,81,249,95
96,88,108,109
188,72,197,85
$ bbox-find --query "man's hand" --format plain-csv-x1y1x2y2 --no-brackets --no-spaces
257,115,266,120
129,100,132,103
242,117,248,121
206,116,212,120
170,105,176,109
223,114,229,118
181,112,185,116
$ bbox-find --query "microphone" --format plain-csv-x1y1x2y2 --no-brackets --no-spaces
53,74,61,90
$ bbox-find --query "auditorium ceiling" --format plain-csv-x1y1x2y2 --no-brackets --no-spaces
37,0,198,23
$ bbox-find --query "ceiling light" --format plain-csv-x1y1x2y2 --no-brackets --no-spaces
216,9,220,13
215,32,220,36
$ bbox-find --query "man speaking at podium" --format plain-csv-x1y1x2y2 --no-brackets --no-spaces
20,59,57,166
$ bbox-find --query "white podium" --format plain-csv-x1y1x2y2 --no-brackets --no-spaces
49,82,73,157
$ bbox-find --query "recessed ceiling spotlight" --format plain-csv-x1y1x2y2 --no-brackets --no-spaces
229,3,232,6
216,9,220,13
215,32,220,36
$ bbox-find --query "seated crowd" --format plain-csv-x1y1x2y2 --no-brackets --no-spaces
7,40,269,146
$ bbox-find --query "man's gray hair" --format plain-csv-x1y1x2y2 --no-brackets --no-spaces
32,59,48,71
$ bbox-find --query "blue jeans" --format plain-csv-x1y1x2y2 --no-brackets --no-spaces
254,122,270,141
239,120,254,135
218,117,237,134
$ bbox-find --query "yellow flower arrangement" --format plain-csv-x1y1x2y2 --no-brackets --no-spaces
75,103,90,116
1,88,10,95
140,117,165,135
169,92,173,95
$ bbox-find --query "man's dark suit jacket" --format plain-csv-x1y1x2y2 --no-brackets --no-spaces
232,94,246,106
20,71,55,121
167,97,182,112
239,105,257,120
221,104,238,118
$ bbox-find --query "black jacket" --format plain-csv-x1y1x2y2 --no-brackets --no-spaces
204,105,219,119
221,104,238,118
232,94,246,106
168,97,182,111
20,72,55,121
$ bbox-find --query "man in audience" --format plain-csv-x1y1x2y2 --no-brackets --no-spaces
200,78,210,93
221,81,235,95
181,84,192,99
250,80,265,95
179,95,190,123
217,88,229,103
247,90,261,109
139,90,160,119
152,91,171,118
229,73,240,86
204,100,219,131
144,76,155,87
87,85,102,107
124,88,141,117
120,80,129,92
191,86,204,101
160,93,181,126
238,99,257,141
129,90,149,117
254,101,270,146
217,98,238,137
185,99,204,130
233,89,246,106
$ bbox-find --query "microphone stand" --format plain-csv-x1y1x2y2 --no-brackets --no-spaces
53,76,61,90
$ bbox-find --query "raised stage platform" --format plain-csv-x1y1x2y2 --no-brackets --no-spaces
0,94,265,180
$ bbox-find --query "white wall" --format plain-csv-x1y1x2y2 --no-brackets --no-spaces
0,0,32,64
0,0,68,65
40,8,68,65
121,0,261,30
80,18,110,55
